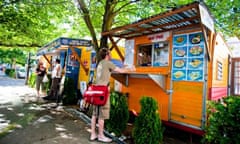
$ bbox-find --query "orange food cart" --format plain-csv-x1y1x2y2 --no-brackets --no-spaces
102,2,231,135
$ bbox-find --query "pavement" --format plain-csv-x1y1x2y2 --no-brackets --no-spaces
0,71,202,144
0,71,119,144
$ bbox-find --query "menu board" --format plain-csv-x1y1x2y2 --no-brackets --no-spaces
172,32,205,82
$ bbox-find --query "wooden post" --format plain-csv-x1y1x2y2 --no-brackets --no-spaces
109,36,124,61
25,52,31,85
69,46,89,75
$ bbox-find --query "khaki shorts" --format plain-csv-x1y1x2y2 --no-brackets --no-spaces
36,76,44,91
92,95,110,120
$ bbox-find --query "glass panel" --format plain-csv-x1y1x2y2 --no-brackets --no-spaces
152,42,169,67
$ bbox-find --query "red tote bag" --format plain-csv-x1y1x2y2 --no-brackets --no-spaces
83,85,109,106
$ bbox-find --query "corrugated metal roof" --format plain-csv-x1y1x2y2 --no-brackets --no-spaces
102,2,204,39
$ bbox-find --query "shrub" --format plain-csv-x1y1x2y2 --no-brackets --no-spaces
105,91,129,136
28,73,36,88
62,77,78,105
5,69,15,78
133,96,163,144
203,96,240,144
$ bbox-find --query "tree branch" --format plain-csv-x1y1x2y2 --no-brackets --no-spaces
113,0,140,14
0,42,41,48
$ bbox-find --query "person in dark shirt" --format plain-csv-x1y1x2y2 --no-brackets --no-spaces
35,61,46,97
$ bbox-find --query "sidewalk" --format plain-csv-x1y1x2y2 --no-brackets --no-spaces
0,73,201,144
0,74,118,144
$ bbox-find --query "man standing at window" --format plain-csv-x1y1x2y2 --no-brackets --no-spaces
44,59,62,101
90,48,135,142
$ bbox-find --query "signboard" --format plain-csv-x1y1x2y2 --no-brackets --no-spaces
147,32,170,43
172,32,205,82
37,37,91,56
124,39,135,68
199,4,214,32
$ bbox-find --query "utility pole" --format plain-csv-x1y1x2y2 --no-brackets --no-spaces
25,52,31,85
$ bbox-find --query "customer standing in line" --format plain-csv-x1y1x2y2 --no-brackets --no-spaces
90,48,135,143
35,61,46,97
45,59,62,100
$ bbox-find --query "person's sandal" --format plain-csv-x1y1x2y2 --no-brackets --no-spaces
98,136,112,143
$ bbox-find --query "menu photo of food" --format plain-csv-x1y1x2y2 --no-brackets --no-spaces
173,58,186,69
173,47,187,57
187,70,203,81
173,35,187,46
172,70,186,81
188,45,204,57
189,32,203,45
188,58,204,69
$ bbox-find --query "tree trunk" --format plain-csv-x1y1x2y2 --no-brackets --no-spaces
100,0,116,49
76,0,99,51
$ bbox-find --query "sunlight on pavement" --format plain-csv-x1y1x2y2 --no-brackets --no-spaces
0,117,10,131
0,85,36,108
33,115,53,125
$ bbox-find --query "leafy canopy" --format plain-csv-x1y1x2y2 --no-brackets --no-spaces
0,0,239,51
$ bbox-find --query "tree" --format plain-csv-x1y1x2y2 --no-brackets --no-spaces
206,0,240,39
0,0,88,48
0,48,27,66
1,0,239,52
75,0,166,54
74,0,239,56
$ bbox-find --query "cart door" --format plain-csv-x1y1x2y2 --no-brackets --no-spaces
170,81,204,128
65,47,81,89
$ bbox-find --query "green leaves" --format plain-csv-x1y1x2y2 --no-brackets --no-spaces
1,0,239,53
105,91,129,136
133,96,163,144
205,0,240,38
0,48,27,65
204,96,240,144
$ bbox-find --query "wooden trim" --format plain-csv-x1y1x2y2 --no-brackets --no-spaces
109,36,124,61
43,54,51,66
69,46,89,74
209,31,214,57
201,24,211,61
110,38,121,50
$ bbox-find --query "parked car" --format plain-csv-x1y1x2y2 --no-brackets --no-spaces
16,67,26,78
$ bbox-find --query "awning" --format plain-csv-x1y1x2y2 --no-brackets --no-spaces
102,2,214,39
37,37,92,56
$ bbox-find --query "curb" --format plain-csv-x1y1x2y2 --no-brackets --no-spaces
65,108,127,144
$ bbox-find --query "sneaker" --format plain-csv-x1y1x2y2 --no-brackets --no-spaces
90,134,97,141
98,136,112,143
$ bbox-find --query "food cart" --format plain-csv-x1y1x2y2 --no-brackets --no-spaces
37,37,124,94
102,2,231,135
37,37,92,91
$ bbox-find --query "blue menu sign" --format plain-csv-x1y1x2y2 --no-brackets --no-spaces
172,32,205,82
